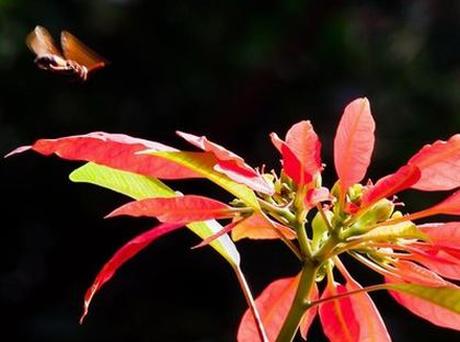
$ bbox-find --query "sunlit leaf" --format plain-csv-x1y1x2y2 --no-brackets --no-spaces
177,131,274,195
361,164,421,207
145,151,260,209
350,221,426,242
70,162,240,266
409,134,460,191
334,98,375,191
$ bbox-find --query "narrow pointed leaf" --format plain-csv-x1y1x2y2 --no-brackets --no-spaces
238,275,303,342
146,151,260,209
409,134,460,191
361,164,421,207
80,222,184,323
106,195,234,223
385,279,460,330
70,162,240,266
334,98,375,191
319,282,360,342
231,213,296,241
192,219,243,249
6,132,200,179
177,131,274,194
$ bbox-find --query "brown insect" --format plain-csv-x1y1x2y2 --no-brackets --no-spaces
26,25,107,81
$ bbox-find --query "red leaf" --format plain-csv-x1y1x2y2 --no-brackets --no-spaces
177,131,274,194
285,121,322,179
345,278,391,342
361,164,421,207
6,132,200,179
231,213,296,241
392,259,447,286
270,121,322,186
408,134,460,191
319,282,360,342
237,275,318,342
80,222,183,323
106,195,233,223
334,98,375,191
418,222,460,250
385,275,460,330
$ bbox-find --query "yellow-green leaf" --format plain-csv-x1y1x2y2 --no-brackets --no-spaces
69,162,240,266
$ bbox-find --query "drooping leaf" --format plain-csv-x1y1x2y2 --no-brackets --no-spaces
6,132,200,179
70,162,240,266
334,98,375,192
385,279,460,330
238,275,317,342
145,151,260,209
177,131,274,195
319,282,360,342
231,213,296,241
408,134,460,191
361,164,421,207
106,195,234,223
80,222,184,323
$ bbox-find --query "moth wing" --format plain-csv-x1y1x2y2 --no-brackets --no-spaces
61,31,107,71
26,26,62,57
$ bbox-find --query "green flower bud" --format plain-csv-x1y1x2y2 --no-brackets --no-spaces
311,209,333,251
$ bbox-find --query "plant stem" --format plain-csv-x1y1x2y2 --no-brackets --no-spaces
275,261,319,342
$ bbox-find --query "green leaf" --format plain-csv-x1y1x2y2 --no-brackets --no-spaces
69,162,240,266
351,221,427,243
145,151,260,209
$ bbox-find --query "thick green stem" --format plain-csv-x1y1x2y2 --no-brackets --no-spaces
275,262,319,342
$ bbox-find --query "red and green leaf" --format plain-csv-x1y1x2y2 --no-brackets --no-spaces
408,134,460,191
177,131,274,195
80,222,184,323
385,278,460,330
106,195,234,223
334,98,375,192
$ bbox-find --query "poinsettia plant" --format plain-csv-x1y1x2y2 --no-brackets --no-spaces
6,97,460,341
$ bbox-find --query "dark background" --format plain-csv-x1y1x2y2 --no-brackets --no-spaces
1,0,460,341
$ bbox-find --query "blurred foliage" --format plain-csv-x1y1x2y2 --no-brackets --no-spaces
1,1,460,341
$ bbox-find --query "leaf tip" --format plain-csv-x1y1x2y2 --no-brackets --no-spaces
4,145,32,158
